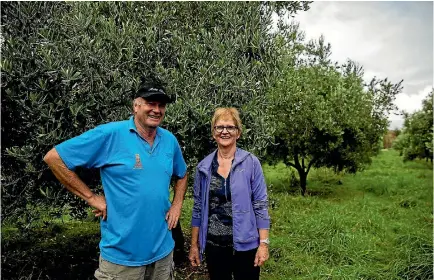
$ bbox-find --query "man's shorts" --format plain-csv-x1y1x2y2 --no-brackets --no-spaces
94,251,174,280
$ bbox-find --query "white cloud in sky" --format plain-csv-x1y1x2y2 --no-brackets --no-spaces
389,84,433,129
395,85,432,114
291,1,433,129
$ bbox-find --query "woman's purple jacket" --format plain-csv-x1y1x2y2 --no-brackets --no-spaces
191,148,270,259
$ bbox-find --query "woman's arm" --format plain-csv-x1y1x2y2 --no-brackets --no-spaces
189,227,201,266
250,156,270,229
250,156,271,267
254,228,270,266
191,167,202,227
189,168,202,266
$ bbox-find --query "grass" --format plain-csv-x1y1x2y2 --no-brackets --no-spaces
183,150,433,279
2,150,432,279
259,149,433,280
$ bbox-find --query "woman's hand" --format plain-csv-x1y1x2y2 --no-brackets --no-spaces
189,245,201,267
254,243,269,267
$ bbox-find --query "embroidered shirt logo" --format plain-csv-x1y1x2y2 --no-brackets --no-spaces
133,154,143,169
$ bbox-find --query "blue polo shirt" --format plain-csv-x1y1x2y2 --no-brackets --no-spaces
55,116,187,266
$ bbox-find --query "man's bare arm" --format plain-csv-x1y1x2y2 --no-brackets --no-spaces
43,148,107,220
172,173,188,206
165,172,188,229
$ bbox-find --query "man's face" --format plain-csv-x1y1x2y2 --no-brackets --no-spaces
134,97,167,129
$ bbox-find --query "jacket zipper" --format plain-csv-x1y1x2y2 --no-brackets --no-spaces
224,177,228,200
228,165,235,247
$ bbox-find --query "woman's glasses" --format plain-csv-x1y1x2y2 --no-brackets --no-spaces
214,125,238,133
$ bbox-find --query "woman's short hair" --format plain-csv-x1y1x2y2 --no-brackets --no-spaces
211,107,243,136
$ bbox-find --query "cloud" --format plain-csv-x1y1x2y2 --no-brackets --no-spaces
389,84,433,130
395,85,433,115
292,1,433,128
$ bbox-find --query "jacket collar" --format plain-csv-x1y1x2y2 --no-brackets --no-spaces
198,147,250,174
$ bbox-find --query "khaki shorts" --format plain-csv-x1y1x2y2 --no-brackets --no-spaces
94,251,174,280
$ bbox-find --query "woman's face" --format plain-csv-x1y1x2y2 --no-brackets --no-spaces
213,118,240,148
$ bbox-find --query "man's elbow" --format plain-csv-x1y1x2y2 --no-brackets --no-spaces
43,148,58,165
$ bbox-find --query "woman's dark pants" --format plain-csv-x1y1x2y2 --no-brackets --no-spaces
205,245,260,280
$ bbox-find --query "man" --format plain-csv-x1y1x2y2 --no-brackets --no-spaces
44,83,188,280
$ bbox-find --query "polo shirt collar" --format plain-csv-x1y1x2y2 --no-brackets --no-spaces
128,116,162,152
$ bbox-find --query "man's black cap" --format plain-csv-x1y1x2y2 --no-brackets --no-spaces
134,85,173,104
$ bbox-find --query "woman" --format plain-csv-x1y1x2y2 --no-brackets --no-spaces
189,107,270,280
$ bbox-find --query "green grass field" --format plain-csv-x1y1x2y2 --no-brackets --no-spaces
2,150,432,279
181,150,433,279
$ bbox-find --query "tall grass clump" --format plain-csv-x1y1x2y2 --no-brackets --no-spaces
261,149,433,279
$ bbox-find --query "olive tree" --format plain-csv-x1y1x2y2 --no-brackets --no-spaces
393,91,433,162
266,35,403,195
1,0,311,219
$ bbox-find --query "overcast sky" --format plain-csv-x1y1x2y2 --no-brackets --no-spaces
293,1,433,129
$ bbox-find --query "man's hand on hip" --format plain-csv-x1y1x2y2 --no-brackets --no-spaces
166,202,182,230
88,194,107,221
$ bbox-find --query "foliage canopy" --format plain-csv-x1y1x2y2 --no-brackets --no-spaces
1,2,310,220
393,91,433,162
